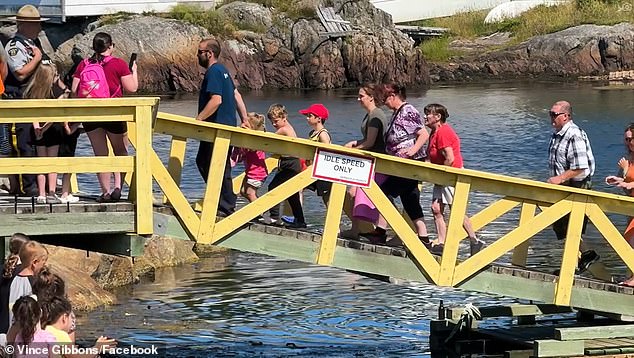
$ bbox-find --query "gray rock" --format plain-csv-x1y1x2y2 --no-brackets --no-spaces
219,1,273,31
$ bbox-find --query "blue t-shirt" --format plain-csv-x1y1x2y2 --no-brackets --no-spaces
198,63,237,126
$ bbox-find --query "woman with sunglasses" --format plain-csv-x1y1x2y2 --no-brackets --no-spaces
605,123,634,286
366,83,430,246
71,32,138,202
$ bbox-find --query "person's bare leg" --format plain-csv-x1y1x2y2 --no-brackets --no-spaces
432,199,446,244
45,145,59,195
35,146,47,198
86,129,111,195
106,132,129,191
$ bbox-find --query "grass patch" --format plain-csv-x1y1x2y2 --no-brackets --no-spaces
99,12,134,25
419,36,460,62
222,0,316,20
414,0,634,60
169,4,237,36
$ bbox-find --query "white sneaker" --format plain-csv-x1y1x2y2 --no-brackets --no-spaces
36,196,46,204
46,194,61,204
59,194,80,203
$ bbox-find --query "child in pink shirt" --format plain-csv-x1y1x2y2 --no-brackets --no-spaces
233,113,268,203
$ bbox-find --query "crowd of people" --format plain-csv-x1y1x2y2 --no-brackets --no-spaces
0,233,115,357
0,6,137,204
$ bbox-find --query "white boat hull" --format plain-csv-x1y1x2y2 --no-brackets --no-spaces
370,0,511,23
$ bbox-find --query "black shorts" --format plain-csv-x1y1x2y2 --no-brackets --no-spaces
307,180,332,196
83,121,127,135
59,129,80,157
31,123,64,147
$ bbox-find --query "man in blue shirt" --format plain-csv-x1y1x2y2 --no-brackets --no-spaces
195,38,247,216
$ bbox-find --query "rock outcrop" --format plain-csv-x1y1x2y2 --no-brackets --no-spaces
430,23,634,82
46,235,202,311
51,0,429,91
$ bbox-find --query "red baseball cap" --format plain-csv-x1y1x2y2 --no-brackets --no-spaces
299,103,329,122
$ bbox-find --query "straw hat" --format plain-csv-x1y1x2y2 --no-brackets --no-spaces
6,5,49,22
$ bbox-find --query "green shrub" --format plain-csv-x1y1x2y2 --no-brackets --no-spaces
419,36,461,62
222,0,316,20
169,4,236,36
99,12,133,25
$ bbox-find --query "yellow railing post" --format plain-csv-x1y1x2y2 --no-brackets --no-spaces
316,183,346,265
163,136,187,204
511,202,537,266
133,104,154,235
438,176,472,286
554,194,586,306
198,130,232,244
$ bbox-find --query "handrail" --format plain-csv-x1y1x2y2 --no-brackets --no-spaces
0,98,159,235
154,111,634,307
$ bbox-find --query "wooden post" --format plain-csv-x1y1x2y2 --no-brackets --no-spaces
554,195,586,306
197,130,231,244
316,183,346,265
438,176,471,286
163,136,187,204
511,202,536,266
133,105,154,235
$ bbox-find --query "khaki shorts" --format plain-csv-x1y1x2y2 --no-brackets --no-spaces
432,184,455,205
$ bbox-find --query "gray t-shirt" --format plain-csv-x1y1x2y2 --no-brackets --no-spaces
360,107,388,153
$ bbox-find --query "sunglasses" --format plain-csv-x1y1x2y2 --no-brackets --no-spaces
549,111,567,118
197,49,209,55
626,138,634,143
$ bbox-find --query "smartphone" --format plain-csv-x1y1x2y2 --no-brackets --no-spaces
129,53,137,70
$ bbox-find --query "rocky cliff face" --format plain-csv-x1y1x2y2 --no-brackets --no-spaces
52,0,429,91
430,23,634,82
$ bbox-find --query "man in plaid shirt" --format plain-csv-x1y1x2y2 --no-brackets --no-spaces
547,100,600,274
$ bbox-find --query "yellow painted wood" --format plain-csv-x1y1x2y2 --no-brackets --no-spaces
438,177,472,286
512,202,537,266
232,157,278,194
150,152,200,238
212,169,316,241
197,130,232,245
121,123,135,201
0,157,134,174
70,173,79,193
586,201,634,274
554,195,587,306
1,107,136,123
453,198,573,285
133,105,154,235
316,183,346,265
363,181,440,284
164,136,187,204
468,197,520,232
0,98,157,108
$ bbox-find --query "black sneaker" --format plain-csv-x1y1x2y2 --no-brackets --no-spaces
284,220,307,229
578,250,600,273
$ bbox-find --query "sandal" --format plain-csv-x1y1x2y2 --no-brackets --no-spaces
110,188,121,202
96,193,111,203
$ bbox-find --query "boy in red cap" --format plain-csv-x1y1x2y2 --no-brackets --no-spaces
299,103,333,203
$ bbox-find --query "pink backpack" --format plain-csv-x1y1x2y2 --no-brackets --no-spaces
77,56,112,98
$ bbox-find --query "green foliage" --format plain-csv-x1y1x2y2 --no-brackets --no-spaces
99,12,133,25
169,4,236,36
413,0,634,61
223,0,317,20
418,36,461,63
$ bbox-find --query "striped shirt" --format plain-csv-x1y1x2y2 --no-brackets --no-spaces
548,121,595,182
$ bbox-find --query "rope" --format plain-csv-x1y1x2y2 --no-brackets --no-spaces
444,303,481,344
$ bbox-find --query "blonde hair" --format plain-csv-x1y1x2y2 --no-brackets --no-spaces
23,62,57,99
246,112,266,131
267,104,288,120
18,241,48,268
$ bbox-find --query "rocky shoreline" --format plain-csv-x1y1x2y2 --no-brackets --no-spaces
48,236,225,311
0,1,629,91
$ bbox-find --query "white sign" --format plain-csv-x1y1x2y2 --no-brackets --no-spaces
311,148,376,188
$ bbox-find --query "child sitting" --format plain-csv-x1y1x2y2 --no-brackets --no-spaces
9,241,48,327
32,269,76,342
12,295,55,358
43,296,116,357
0,233,29,334
266,104,306,229
233,113,268,203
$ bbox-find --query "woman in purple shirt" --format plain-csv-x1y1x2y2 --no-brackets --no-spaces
378,83,432,248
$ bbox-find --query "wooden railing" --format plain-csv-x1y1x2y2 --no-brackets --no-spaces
154,111,634,306
0,98,158,235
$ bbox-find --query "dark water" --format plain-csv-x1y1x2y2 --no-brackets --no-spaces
75,82,634,356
